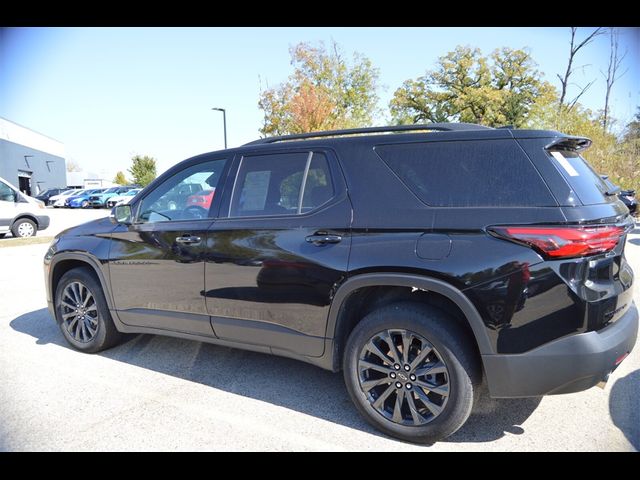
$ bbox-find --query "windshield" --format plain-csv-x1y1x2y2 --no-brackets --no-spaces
105,187,120,193
126,189,140,196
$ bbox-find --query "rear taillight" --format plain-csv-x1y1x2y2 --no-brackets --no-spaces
489,225,624,259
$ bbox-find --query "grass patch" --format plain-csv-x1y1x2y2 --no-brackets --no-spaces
0,236,54,248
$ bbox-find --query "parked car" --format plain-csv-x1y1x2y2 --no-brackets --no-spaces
88,186,138,208
144,182,203,213
186,188,215,210
35,188,65,204
619,189,637,216
599,175,637,217
105,188,142,208
44,124,637,444
0,176,49,238
65,189,105,208
49,189,82,208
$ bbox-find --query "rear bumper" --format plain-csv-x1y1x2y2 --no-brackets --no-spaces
483,302,638,397
36,215,50,230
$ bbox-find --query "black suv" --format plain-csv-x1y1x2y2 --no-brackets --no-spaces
44,124,638,443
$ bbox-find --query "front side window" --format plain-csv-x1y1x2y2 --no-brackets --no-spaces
137,158,227,223
0,182,16,202
229,152,334,217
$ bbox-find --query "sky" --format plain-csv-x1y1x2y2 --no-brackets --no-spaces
1,27,638,178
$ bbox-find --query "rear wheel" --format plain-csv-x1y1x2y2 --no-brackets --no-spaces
55,267,124,353
81,200,89,208
11,218,37,238
343,302,480,444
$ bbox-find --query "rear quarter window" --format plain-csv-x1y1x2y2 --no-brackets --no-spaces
374,139,556,207
546,149,610,205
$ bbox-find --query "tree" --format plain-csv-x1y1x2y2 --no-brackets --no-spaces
622,107,640,142
258,41,380,136
390,46,550,127
113,171,128,185
556,27,605,112
128,155,157,187
601,28,627,132
66,159,82,172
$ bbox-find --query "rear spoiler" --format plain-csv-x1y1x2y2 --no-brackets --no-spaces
545,136,592,152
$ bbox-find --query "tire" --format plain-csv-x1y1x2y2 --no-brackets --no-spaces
11,218,37,238
0,233,6,238
81,200,89,208
343,302,480,444
54,267,124,353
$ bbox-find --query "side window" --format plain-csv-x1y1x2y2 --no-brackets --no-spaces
301,153,333,212
375,140,556,207
229,152,334,218
137,158,227,223
0,182,16,202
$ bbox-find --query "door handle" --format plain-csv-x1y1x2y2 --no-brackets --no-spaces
175,235,202,245
305,234,342,246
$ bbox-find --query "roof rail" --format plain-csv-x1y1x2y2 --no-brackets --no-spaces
244,123,493,146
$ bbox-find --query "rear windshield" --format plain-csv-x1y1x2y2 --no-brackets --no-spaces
546,149,610,205
374,139,556,207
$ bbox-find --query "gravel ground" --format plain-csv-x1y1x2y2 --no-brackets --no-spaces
0,220,638,451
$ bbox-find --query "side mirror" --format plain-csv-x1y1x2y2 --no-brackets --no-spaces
110,204,132,224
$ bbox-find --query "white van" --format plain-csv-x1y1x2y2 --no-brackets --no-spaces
0,176,50,238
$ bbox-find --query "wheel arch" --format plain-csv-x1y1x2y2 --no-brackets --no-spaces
326,273,493,370
11,214,39,229
49,253,115,311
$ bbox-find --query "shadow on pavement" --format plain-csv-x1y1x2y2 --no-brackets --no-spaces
609,369,640,450
11,308,541,444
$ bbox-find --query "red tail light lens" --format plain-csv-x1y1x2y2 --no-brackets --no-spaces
490,225,624,259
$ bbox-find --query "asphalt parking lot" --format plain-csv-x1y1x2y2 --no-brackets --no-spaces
0,210,638,451
2,207,107,239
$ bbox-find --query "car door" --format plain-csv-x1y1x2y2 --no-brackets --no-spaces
0,181,17,234
204,149,352,357
109,156,229,336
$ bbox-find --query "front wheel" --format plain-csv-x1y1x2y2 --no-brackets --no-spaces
55,267,124,353
11,218,37,238
343,302,480,444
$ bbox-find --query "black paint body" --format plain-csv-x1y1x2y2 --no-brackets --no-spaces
44,128,637,398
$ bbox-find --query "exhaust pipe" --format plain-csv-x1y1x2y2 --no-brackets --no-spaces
597,373,610,390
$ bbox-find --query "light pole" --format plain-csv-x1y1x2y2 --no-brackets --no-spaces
211,107,227,149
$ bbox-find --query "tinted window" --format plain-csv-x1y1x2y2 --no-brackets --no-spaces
137,158,227,223
301,153,333,212
375,140,555,207
229,152,334,217
546,150,610,205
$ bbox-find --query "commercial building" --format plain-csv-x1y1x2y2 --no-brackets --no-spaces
0,117,66,196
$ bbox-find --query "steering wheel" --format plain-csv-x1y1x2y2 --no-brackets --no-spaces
184,206,208,219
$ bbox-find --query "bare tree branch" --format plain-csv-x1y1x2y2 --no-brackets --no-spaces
568,80,595,112
558,27,606,111
602,28,629,131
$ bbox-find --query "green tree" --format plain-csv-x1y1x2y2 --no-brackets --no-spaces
128,155,157,187
390,46,551,128
113,171,128,185
258,41,380,136
623,107,640,142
